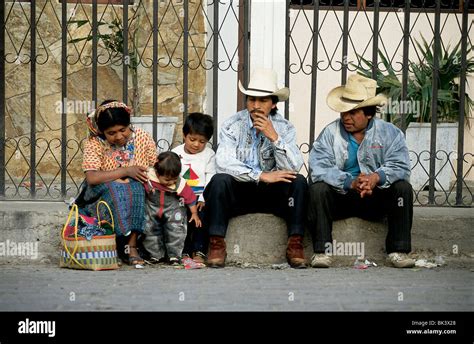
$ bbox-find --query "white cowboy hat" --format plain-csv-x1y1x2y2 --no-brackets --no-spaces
326,74,387,113
238,68,290,102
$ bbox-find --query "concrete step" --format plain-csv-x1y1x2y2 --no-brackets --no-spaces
225,208,474,266
0,201,472,267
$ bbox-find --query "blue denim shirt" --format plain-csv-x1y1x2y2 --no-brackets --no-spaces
308,117,411,193
244,114,264,175
216,109,304,182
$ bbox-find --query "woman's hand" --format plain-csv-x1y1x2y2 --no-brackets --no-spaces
126,166,149,183
85,166,148,185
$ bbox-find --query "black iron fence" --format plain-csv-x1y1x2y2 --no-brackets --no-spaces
1,0,473,206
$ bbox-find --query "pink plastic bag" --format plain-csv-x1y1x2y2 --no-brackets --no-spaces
182,257,205,270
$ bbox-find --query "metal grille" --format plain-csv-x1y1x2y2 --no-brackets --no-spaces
1,0,250,200
1,0,472,206
287,0,473,206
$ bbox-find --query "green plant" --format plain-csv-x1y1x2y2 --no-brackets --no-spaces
69,9,141,115
353,35,474,126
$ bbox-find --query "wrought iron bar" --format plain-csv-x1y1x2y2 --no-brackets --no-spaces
242,0,249,111
61,0,68,197
123,0,129,104
285,0,290,120
212,0,219,148
153,0,158,142
371,0,381,119
183,0,189,123
371,0,380,80
456,0,469,206
400,0,411,133
30,0,37,198
428,0,441,204
341,0,349,84
0,0,5,198
309,0,320,145
92,0,98,104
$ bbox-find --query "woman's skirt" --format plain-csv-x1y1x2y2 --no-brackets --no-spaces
75,179,146,237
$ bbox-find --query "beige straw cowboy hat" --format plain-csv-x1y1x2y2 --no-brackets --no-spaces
326,74,387,113
238,68,290,102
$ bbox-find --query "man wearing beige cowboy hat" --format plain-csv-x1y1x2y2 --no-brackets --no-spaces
203,68,308,268
307,74,414,268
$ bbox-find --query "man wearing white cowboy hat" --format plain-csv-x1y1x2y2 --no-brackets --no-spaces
203,68,308,268
307,74,414,269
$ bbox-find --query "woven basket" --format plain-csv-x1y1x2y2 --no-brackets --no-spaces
60,202,119,271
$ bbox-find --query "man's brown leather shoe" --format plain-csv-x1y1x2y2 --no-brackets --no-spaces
286,235,307,269
207,236,227,268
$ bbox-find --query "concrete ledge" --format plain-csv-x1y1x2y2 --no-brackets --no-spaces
0,201,473,266
226,208,474,265
0,202,69,263
226,215,387,265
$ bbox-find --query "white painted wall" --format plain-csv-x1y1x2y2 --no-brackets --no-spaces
249,0,287,113
204,1,239,132
205,0,287,130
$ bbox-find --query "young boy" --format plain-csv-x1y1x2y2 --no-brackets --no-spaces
142,151,201,265
172,112,216,264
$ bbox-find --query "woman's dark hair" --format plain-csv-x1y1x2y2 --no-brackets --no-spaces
96,99,131,135
361,106,377,119
154,151,181,178
183,112,214,140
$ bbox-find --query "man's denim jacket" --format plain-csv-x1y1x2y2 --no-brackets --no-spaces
216,109,304,182
308,117,411,193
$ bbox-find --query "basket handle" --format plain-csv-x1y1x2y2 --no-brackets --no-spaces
61,204,86,268
96,200,114,230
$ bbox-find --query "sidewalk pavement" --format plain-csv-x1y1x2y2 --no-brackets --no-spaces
0,263,472,311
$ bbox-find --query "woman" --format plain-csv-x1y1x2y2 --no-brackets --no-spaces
80,100,157,265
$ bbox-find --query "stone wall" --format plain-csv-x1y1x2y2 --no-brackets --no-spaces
4,1,207,185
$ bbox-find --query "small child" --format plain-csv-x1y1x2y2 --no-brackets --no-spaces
142,151,201,265
172,112,216,264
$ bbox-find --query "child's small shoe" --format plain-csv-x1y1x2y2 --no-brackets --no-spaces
192,251,207,265
168,257,181,266
144,257,163,265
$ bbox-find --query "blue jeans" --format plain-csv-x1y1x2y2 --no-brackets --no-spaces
203,173,308,238
183,208,208,256
308,180,413,254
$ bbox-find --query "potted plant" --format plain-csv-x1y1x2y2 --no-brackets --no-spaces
69,9,140,115
355,36,474,125
354,36,474,191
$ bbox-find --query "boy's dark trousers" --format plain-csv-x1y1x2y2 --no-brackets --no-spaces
203,173,308,237
307,180,413,254
183,207,208,256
